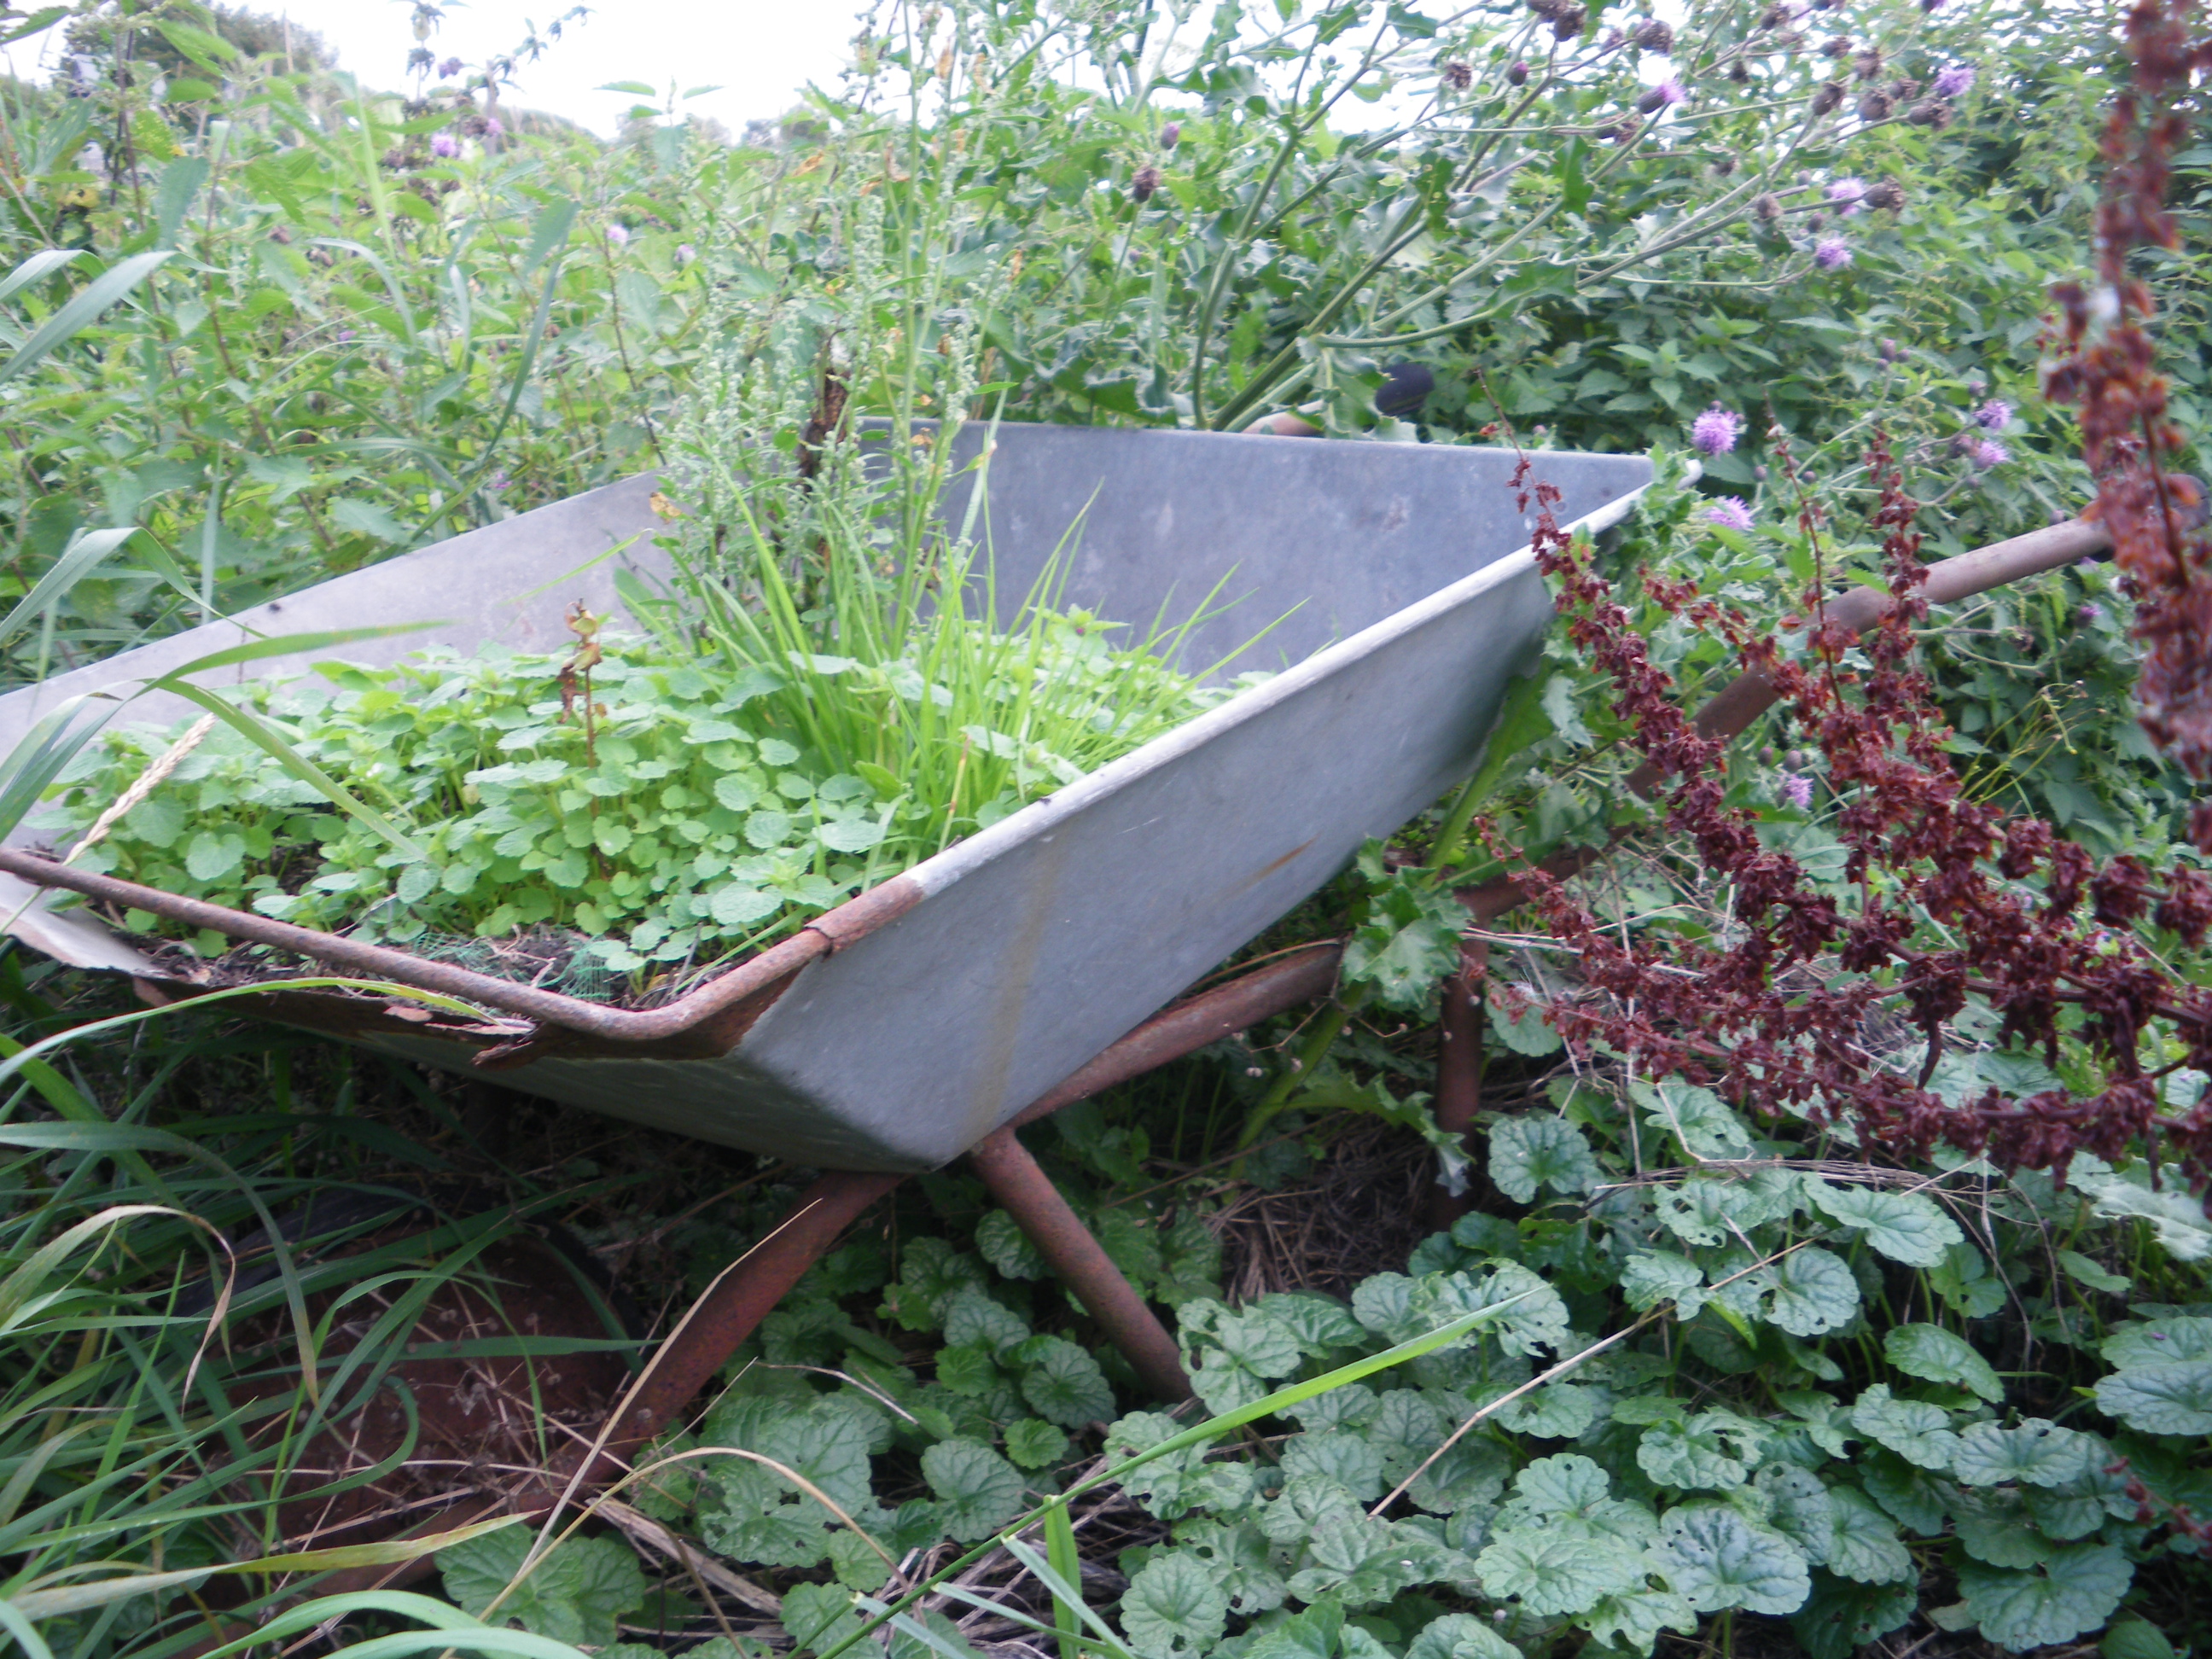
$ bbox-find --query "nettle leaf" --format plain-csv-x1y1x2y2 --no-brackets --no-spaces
1405,1611,1524,1659
1884,1323,2004,1403
1851,1385,1959,1471
1810,1181,1963,1267
1958,1541,2133,1651
1342,858,1464,1010
438,1527,646,1646
2093,1360,2212,1435
1487,1115,1600,1206
1016,1336,1115,1428
1652,1501,1812,1616
1951,1419,2095,1488
1621,1249,1706,1318
921,1439,1025,1541
1120,1551,1231,1659
1474,1528,1643,1615
1637,1413,1767,1491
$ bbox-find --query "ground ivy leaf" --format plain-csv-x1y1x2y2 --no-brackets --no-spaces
1577,1583,1699,1658
1632,1077,1754,1160
1474,1528,1644,1615
1016,1336,1114,1428
941,1288,1031,1356
1621,1249,1706,1318
974,1209,1047,1279
1173,1518,1286,1616
438,1527,645,1647
1756,1466,1834,1566
1809,1180,1963,1266
1884,1323,2004,1403
1862,1451,1953,1536
1958,1541,2132,1651
1951,1419,2094,1488
781,1581,863,1657
1952,1488,2050,1568
1281,1429,1387,1502
921,1439,1024,1542
1851,1384,1959,1471
1652,1501,1812,1615
1406,1611,1525,1659
1487,1116,1600,1206
1723,1246,1859,1337
1637,1413,1766,1491
1822,1486,1912,1585
2093,1359,2212,1435
2101,1313,2212,1368
1003,1417,1068,1470
1790,1571,1917,1659
1121,1551,1231,1659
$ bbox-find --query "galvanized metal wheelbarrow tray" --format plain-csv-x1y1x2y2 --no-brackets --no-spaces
0,422,1652,1418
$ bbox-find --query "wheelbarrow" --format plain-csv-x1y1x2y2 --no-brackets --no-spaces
0,423,1656,1516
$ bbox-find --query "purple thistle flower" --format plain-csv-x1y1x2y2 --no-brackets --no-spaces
1970,438,2010,470
1652,77,1687,105
1705,497,1755,532
438,55,463,79
487,470,512,493
1780,772,1814,810
1976,398,2012,430
1814,236,1853,270
484,115,504,137
336,328,356,342
1934,63,1975,98
1691,405,1745,456
430,131,460,159
1825,176,1867,214
676,242,696,264
2080,602,2104,621
607,223,630,246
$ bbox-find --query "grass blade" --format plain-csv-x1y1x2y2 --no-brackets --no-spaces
0,252,171,386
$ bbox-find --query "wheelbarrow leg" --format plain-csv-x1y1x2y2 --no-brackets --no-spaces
969,1125,1193,1402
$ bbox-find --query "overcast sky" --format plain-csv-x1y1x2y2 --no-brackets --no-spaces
1,1,864,138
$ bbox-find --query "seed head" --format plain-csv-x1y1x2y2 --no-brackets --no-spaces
1807,211,1827,232
1933,63,1976,98
1753,191,1783,223
1865,178,1906,211
1822,34,1851,56
1441,60,1473,90
1906,97,1954,128
1552,6,1587,39
1811,79,1845,115
1727,61,1752,83
1132,165,1162,203
1713,154,1739,178
1814,236,1853,270
1858,88,1895,120
1634,18,1675,52
1759,3,1792,27
1889,78,1919,102
1691,405,1746,456
1605,114,1642,143
1853,44,1883,79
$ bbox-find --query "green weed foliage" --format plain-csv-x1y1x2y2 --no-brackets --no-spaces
6,1,2212,1658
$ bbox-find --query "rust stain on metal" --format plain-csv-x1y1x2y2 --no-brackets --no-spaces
0,851,923,1050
